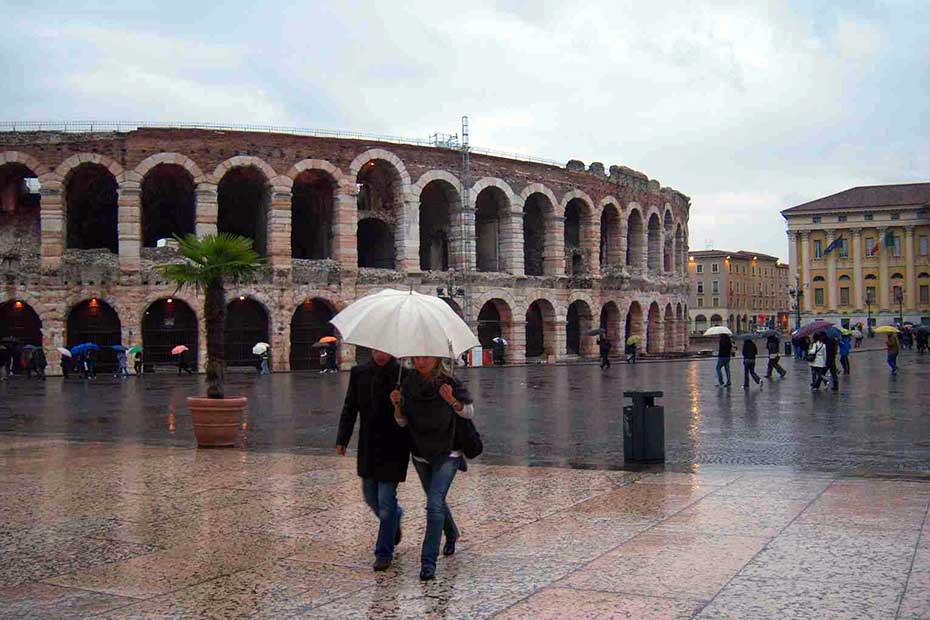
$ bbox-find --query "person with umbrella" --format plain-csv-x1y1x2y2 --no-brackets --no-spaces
57,347,73,378
741,336,763,390
839,332,852,374
114,346,130,378
336,349,410,573
625,336,640,364
26,346,47,380
85,347,96,379
881,327,901,374
173,345,193,375
596,331,612,369
716,332,734,387
916,327,929,354
765,332,787,379
134,349,144,375
492,337,506,365
823,332,840,391
808,332,828,389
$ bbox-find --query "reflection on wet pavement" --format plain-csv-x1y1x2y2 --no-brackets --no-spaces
2,349,930,473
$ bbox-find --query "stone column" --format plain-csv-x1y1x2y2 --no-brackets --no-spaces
505,208,525,276
905,225,916,311
825,229,837,311
800,232,812,312
117,180,141,272
195,183,218,237
551,316,567,361
268,183,292,270
787,231,799,288
851,228,863,310
397,196,420,272
545,215,565,276
878,227,889,310
39,179,64,270
618,215,629,274
448,205,470,271
586,218,600,277
333,183,358,271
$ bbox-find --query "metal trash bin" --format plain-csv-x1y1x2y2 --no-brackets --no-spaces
784,342,792,355
622,390,665,464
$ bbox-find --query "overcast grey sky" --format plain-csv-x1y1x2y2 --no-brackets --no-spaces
2,0,927,262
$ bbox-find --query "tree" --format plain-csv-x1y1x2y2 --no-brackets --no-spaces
160,234,263,398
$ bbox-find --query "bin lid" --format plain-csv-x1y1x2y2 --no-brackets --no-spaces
623,390,664,398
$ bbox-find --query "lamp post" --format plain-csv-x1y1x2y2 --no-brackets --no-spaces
436,270,467,316
788,277,804,331
866,291,874,337
895,288,904,326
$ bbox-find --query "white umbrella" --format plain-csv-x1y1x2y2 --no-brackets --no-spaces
56,347,72,358
252,342,270,355
703,326,733,336
330,289,479,358
492,337,508,345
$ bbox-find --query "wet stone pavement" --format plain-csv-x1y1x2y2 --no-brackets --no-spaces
1,348,930,619
1,347,930,473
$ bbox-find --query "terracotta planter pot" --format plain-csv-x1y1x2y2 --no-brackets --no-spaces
187,396,248,447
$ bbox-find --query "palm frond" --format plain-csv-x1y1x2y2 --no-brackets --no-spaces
159,233,264,291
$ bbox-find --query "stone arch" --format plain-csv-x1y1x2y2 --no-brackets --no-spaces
414,169,464,197
711,314,724,327
286,158,345,185
566,298,595,357
625,300,644,344
626,207,645,269
355,154,409,269
469,177,516,207
290,297,337,370
225,295,271,368
647,212,662,272
474,184,512,273
559,189,595,218
675,224,685,273
66,298,123,372
523,191,556,276
564,195,594,276
664,303,675,352
518,183,559,208
357,218,395,268
663,210,674,272
695,314,709,334
477,298,515,363
599,301,622,347
211,155,278,186
0,159,42,261
292,167,338,260
646,301,662,353
141,162,196,247
525,297,557,360
141,297,199,369
134,152,206,183
418,177,461,271
0,299,43,348
0,151,50,176
55,153,124,182
599,201,623,271
349,148,412,188
217,162,273,256
63,162,119,252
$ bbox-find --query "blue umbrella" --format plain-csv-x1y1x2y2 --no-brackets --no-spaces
823,326,843,341
70,342,101,355
111,345,128,352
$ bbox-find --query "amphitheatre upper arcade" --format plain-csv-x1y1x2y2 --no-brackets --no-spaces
0,125,691,373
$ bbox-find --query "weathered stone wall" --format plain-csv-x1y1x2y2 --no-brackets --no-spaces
0,129,692,374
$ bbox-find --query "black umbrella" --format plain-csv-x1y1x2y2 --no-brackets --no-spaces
587,327,607,336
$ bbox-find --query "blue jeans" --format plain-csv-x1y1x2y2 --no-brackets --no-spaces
716,358,731,385
413,456,461,572
361,479,402,560
888,353,898,373
260,359,270,375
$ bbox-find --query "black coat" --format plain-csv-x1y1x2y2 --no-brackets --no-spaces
400,373,472,464
336,360,410,483
742,339,758,360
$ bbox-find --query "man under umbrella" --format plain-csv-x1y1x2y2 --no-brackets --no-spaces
597,333,612,369
336,350,409,572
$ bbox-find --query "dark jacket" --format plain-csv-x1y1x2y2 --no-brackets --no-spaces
718,335,733,358
400,372,472,464
742,339,758,360
766,335,780,355
336,360,410,483
825,338,838,365
597,337,612,354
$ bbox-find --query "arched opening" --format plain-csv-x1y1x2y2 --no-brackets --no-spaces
66,163,118,252
675,225,685,273
292,170,335,259
419,180,456,271
66,299,121,372
676,303,685,350
599,301,621,346
523,193,551,276
477,298,514,356
224,297,270,368
357,218,395,268
646,302,662,353
564,198,590,276
142,298,198,369
626,210,644,268
525,299,556,359
0,163,40,260
290,298,336,370
218,166,269,256
599,204,621,272
566,299,593,356
695,314,708,334
664,304,675,352
475,187,508,272
357,159,403,267
625,301,644,343
0,300,42,345
141,163,195,247
663,211,674,272
647,214,661,272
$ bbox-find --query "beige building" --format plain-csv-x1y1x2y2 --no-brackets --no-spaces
688,250,791,334
782,183,930,328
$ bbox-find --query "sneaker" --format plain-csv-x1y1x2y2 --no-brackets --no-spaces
372,557,392,572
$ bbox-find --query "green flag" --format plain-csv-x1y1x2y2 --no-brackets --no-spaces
885,230,895,248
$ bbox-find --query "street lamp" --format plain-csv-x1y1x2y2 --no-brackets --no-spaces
895,287,904,325
866,291,874,337
788,277,804,331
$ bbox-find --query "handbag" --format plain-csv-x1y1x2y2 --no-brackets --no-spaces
806,343,821,363
450,408,483,459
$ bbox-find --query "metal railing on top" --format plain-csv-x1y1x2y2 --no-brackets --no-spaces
0,121,564,168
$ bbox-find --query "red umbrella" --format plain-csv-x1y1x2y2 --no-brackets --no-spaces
171,345,189,355
794,320,834,339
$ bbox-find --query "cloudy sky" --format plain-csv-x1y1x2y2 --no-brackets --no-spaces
2,0,927,261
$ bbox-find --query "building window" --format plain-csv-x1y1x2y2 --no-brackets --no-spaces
696,263,703,273
712,297,719,306
921,286,929,305
697,298,704,308
838,238,848,258
866,237,876,257
814,240,823,259
814,288,824,306
711,263,719,273
891,213,900,221
893,286,903,302
866,286,876,304
865,213,874,221
838,215,847,222
712,280,719,294
839,287,850,306
813,216,822,223
921,236,929,256
893,236,901,257
696,282,704,294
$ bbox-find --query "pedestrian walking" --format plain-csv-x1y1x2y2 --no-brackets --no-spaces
336,350,410,572
887,332,900,374
492,338,506,365
115,350,130,378
742,338,763,389
326,342,339,373
626,341,637,364
84,350,96,379
716,333,733,387
901,328,913,351
824,335,840,391
259,349,270,375
177,351,194,375
808,333,827,389
765,334,787,378
60,353,71,378
597,336,612,369
134,351,144,375
390,355,473,582
917,330,929,354
839,334,852,374
28,348,47,379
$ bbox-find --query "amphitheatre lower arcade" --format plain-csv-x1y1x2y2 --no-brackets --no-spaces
0,127,691,373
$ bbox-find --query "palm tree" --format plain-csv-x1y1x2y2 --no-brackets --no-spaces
160,234,263,398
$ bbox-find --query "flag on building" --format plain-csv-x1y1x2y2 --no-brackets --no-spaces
885,230,896,248
870,239,880,254
823,236,844,254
